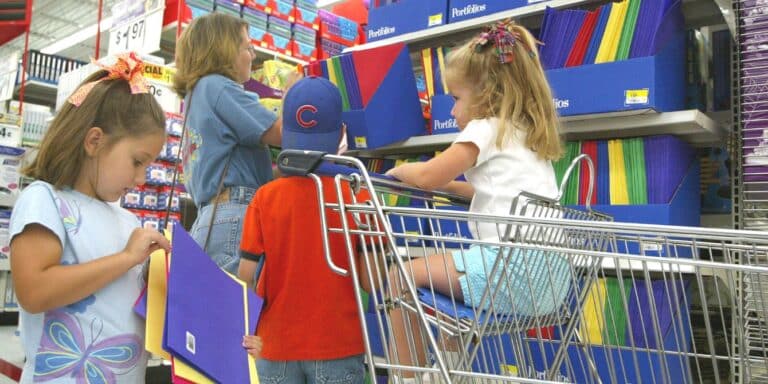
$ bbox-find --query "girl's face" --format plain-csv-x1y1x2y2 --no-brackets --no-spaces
235,27,256,83
79,131,165,202
448,79,476,130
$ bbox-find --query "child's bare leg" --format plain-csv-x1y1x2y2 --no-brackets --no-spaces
387,254,463,378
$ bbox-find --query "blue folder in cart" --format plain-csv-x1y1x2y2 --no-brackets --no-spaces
165,225,264,384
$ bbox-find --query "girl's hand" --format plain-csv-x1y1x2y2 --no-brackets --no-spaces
123,228,171,266
385,164,407,180
243,335,263,358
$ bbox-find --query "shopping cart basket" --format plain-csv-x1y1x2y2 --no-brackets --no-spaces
276,150,768,384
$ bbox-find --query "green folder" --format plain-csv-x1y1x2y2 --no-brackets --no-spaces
602,278,632,345
331,57,351,111
623,138,648,204
616,0,642,60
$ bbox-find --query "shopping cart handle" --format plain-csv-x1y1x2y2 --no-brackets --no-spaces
277,150,327,176
278,149,397,179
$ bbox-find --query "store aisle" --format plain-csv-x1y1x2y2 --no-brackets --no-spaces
0,325,23,383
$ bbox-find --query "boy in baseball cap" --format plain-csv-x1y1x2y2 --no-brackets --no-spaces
239,76,372,382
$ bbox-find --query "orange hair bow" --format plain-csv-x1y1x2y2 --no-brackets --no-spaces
68,51,149,106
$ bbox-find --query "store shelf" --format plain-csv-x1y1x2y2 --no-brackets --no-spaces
346,0,594,52
0,194,16,209
156,22,307,65
317,0,345,9
560,108,724,145
252,45,308,65
348,109,724,157
345,0,728,52
12,80,58,107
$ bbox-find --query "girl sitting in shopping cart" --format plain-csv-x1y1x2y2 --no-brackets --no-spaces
385,19,566,382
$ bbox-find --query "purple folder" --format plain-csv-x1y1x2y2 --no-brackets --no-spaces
133,287,148,319
643,135,694,204
165,226,263,383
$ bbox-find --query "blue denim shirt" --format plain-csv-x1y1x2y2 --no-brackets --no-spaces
182,74,277,207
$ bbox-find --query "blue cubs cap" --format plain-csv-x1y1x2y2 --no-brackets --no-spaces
281,76,343,154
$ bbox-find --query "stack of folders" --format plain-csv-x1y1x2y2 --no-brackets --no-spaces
135,226,263,383
314,55,364,111
554,135,695,206
539,0,679,70
421,47,449,100
580,278,690,349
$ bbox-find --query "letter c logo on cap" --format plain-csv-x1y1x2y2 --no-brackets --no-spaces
296,105,318,128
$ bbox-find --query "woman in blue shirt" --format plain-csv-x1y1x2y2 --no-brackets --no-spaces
173,12,282,274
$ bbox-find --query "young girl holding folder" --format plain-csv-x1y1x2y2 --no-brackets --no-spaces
9,53,171,383
385,20,567,382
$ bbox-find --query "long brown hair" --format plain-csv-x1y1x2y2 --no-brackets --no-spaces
24,70,166,189
445,21,563,161
173,13,248,97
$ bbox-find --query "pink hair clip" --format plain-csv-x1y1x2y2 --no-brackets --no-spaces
68,52,150,107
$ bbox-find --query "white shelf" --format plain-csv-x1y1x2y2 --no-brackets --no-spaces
560,108,724,145
157,22,307,65
252,45,308,65
317,0,345,9
0,194,16,209
13,80,58,106
348,109,724,157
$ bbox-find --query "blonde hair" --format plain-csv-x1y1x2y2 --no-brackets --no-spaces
24,70,166,189
445,21,563,161
173,13,248,97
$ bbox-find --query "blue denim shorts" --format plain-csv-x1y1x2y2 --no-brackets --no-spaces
451,245,571,316
257,355,365,384
190,186,256,275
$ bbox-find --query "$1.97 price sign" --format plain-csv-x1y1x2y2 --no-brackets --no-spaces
108,7,163,56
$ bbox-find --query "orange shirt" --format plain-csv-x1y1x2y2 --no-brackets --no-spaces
240,176,371,360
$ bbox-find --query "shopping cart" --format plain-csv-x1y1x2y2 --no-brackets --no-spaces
276,150,768,384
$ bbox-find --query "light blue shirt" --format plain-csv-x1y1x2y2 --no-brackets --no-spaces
10,181,148,383
182,74,278,207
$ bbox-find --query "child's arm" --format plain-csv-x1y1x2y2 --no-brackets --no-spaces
386,142,478,191
237,258,259,290
439,181,475,199
11,226,170,314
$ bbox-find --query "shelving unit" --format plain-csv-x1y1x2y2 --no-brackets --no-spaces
345,0,729,52
349,109,725,157
12,80,58,108
316,0,346,9
157,22,307,65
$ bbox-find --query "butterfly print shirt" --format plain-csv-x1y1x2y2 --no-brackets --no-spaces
10,181,148,383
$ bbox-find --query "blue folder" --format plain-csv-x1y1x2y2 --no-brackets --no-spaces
597,140,610,205
165,226,263,384
584,3,612,65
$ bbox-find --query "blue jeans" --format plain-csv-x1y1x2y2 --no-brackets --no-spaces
257,355,365,384
190,187,256,275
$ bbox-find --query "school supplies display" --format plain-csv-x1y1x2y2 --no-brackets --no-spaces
305,43,425,150
540,0,679,69
554,135,695,205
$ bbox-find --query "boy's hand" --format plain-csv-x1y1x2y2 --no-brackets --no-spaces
243,335,263,358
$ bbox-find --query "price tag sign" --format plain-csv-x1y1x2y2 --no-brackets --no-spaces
147,80,181,114
0,123,21,148
625,89,650,105
108,7,164,56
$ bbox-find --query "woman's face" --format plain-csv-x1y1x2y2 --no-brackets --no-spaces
235,27,256,83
